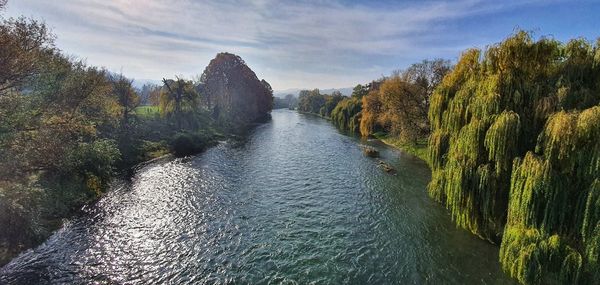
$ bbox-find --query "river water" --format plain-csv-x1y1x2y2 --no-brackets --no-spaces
0,109,512,284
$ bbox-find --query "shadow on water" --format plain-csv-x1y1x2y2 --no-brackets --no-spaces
1,109,514,284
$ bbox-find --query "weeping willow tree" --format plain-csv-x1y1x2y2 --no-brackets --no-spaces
428,31,600,284
330,97,362,133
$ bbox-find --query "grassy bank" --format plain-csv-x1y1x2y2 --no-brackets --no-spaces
134,105,160,119
372,132,429,164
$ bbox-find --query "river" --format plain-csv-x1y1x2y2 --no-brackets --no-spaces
0,109,513,284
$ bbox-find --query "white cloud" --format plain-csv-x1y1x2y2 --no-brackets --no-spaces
3,0,564,89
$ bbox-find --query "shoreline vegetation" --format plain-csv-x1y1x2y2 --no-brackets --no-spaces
1,1,599,283
293,32,599,285
0,4,273,265
371,132,429,163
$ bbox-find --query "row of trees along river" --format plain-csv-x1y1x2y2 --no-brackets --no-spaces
290,32,600,285
1,1,599,283
0,1,273,266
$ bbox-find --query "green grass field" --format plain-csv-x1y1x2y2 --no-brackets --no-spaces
134,105,160,118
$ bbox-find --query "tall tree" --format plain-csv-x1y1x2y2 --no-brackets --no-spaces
0,17,53,95
110,74,139,130
359,59,451,142
428,32,600,284
160,77,199,130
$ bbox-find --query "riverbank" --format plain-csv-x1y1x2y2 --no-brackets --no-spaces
299,109,430,164
371,132,429,164
0,129,224,266
0,109,512,284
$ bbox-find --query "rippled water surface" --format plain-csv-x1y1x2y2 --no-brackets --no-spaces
1,110,513,284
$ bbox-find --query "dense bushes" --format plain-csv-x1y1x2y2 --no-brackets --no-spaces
170,131,218,157
0,5,268,265
428,31,600,284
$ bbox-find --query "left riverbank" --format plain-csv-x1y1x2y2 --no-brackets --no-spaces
1,44,273,267
0,118,226,266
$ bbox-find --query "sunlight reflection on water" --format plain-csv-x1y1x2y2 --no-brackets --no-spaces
0,110,514,284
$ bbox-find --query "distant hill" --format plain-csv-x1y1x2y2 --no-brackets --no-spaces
274,87,353,98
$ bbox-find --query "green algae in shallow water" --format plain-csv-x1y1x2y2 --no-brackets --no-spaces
428,31,600,284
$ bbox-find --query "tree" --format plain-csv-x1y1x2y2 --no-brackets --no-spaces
199,53,272,126
284,94,297,109
331,97,362,133
351,84,369,98
0,17,54,95
139,83,160,106
428,31,600,284
360,89,384,136
160,77,200,130
298,89,326,114
320,91,344,117
358,59,451,142
110,73,139,130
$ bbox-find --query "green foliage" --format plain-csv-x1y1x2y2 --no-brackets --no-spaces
500,227,582,285
360,59,451,143
170,130,217,157
0,182,44,262
0,12,229,265
373,132,429,162
65,139,120,184
160,78,200,130
320,91,344,117
297,89,326,114
330,97,362,133
351,84,369,98
428,31,600,284
134,105,160,118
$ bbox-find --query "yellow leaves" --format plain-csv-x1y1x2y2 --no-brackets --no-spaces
485,111,520,173
85,174,102,197
429,31,600,284
359,89,383,137
576,106,600,141
508,153,547,228
500,226,583,285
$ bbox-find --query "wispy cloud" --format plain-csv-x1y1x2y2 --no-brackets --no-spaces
3,0,591,89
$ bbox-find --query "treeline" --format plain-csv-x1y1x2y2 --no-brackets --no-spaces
296,31,600,284
359,60,451,159
0,4,272,265
428,32,599,285
296,87,364,133
0,14,210,263
295,59,451,160
273,94,298,109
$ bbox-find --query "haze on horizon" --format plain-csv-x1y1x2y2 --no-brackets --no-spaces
4,0,600,91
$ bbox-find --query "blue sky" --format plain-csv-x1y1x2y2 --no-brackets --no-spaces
3,0,600,90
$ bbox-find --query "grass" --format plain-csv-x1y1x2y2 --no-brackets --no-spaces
372,132,429,164
134,105,160,118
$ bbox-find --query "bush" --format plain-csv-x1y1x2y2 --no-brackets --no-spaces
170,131,216,157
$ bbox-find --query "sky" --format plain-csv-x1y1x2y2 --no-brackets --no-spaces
3,0,600,91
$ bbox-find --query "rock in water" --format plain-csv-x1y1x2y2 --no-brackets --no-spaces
200,53,273,127
361,146,379,157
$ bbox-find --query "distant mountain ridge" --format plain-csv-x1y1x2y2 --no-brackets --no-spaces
274,87,353,98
